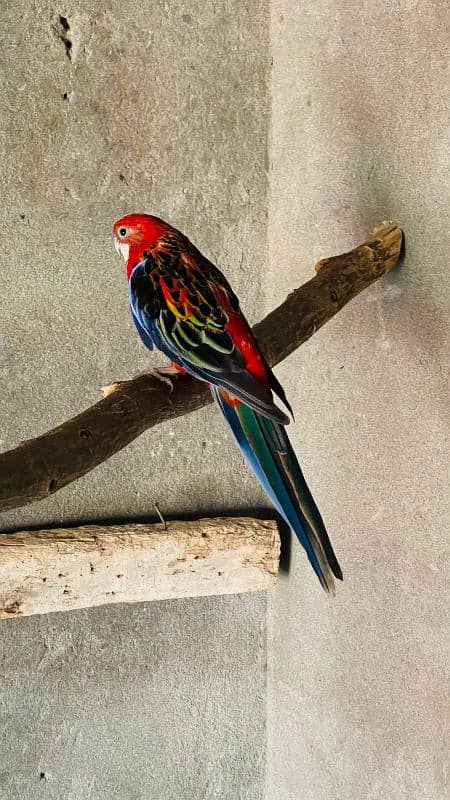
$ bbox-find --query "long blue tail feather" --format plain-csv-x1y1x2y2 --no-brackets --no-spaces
212,387,342,592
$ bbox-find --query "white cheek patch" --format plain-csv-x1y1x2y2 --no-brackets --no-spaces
115,239,130,263
120,243,130,263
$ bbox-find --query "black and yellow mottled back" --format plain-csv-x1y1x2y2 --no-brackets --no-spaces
129,232,290,423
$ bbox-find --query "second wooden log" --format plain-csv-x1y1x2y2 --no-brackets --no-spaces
0,516,280,619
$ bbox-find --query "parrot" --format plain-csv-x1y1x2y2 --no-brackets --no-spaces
113,213,342,592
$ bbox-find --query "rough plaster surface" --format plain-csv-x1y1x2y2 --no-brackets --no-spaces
0,2,269,798
267,2,449,799
0,0,270,530
0,597,266,800
0,1,448,799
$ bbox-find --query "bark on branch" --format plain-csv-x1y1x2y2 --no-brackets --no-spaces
0,221,403,514
0,517,280,617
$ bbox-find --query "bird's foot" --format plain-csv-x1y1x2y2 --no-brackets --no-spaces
142,365,179,393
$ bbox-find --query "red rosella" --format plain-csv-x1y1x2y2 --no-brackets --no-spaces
113,214,342,592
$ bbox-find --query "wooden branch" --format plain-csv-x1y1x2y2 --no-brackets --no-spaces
0,517,279,617
0,221,403,514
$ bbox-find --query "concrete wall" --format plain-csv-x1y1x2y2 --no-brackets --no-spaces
267,2,449,799
0,1,448,799
0,2,270,798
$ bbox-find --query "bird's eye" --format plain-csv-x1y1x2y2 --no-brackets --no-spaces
118,227,127,238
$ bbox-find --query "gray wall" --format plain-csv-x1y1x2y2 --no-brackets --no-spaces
0,2,269,798
0,2,448,799
267,2,448,799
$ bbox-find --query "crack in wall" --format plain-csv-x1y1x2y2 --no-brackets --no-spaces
54,14,72,61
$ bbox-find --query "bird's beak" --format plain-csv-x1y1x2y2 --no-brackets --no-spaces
114,236,121,257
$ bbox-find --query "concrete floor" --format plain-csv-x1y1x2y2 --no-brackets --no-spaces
0,1,448,799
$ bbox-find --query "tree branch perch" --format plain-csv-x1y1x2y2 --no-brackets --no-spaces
0,221,403,514
0,517,280,617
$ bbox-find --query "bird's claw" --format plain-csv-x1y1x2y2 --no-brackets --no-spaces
145,366,178,393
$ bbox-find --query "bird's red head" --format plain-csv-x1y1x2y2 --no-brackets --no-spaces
113,213,173,279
